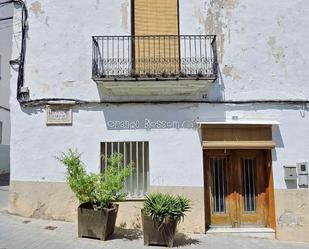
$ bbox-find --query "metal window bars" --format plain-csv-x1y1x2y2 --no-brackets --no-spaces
101,141,149,198
211,157,226,214
242,159,256,213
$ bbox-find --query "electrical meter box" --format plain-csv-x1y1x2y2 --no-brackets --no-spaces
297,162,308,188
297,162,308,174
284,166,297,181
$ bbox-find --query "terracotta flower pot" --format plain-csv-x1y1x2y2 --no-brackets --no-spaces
78,202,118,241
142,210,178,247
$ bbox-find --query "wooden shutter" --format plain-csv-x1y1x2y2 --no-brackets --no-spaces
133,0,180,75
134,0,179,35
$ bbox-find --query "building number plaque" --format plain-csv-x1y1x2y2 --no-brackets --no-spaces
46,106,72,125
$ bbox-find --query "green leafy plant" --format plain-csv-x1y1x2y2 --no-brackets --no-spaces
143,193,191,225
57,149,131,209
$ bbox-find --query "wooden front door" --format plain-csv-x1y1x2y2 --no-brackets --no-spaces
204,149,270,228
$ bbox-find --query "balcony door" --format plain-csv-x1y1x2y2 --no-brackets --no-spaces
204,150,271,228
132,0,180,76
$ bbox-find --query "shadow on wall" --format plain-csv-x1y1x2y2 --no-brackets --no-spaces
273,125,284,148
74,102,201,131
21,106,45,116
206,66,226,101
285,181,297,189
271,124,284,163
94,64,226,102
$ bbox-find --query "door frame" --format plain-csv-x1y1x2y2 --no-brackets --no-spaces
203,149,276,230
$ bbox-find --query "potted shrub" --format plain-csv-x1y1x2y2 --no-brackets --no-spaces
57,149,130,240
142,193,191,247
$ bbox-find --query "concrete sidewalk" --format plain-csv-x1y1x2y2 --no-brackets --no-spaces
0,182,309,249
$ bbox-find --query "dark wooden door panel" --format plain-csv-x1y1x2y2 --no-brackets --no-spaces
205,150,234,227
204,149,270,228
235,150,268,227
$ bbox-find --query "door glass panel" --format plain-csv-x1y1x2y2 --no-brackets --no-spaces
242,159,256,212
211,158,226,213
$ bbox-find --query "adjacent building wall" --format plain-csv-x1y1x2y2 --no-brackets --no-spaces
0,0,13,109
0,109,10,174
0,0,12,174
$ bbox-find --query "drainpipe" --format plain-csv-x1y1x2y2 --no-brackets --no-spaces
6,0,29,102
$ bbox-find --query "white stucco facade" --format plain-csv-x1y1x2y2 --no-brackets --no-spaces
10,103,309,191
7,0,309,242
7,0,309,102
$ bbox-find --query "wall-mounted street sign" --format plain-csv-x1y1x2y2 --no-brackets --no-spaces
46,105,72,125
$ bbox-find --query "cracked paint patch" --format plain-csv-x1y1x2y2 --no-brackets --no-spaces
268,36,285,64
31,202,48,219
222,0,239,9
45,16,49,27
95,0,101,10
277,16,284,27
277,211,304,228
195,0,239,63
63,80,75,87
223,65,241,80
41,83,50,93
30,1,44,18
121,1,129,32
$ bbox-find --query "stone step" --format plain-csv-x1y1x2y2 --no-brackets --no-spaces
206,227,276,239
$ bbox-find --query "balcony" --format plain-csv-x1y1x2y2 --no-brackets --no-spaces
92,35,218,96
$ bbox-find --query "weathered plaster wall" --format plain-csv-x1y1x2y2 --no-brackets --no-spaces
180,0,309,101
9,0,309,102
8,181,78,221
8,182,205,233
12,0,133,102
275,189,309,242
8,181,309,240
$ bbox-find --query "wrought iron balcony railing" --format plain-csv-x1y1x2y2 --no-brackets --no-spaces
92,35,217,81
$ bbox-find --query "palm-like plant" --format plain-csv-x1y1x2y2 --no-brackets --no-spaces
143,193,191,226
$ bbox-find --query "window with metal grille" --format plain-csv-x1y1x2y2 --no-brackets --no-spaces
101,141,149,198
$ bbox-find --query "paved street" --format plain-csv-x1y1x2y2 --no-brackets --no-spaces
0,177,309,249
